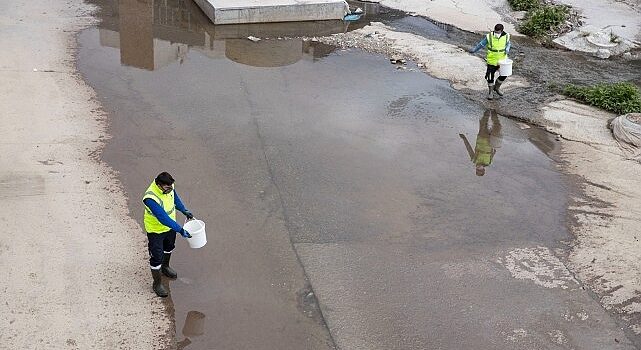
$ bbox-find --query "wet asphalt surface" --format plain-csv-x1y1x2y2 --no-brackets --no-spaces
78,0,639,349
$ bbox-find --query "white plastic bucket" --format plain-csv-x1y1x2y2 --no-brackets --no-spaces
498,58,513,77
183,219,207,249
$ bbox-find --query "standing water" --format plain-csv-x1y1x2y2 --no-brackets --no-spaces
77,0,634,349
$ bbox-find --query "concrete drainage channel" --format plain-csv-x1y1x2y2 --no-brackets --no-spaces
78,0,640,349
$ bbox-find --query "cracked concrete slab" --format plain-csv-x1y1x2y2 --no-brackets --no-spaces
379,0,517,34
555,0,641,48
297,242,634,350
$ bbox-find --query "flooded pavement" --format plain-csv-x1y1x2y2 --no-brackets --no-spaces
78,0,636,349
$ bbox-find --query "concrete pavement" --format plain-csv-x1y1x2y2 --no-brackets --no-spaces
77,13,635,346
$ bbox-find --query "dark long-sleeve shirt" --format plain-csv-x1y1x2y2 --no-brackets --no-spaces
143,191,190,233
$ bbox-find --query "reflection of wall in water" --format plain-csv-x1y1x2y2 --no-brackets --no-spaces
195,36,226,60
225,39,303,67
100,28,190,70
104,0,197,70
119,0,154,69
101,24,333,69
98,0,343,69
99,29,120,49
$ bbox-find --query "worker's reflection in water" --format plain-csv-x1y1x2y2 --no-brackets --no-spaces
459,109,502,176
177,311,206,349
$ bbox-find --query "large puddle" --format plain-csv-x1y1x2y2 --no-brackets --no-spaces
74,0,633,349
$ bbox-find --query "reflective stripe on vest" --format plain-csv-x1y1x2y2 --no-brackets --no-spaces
486,32,509,66
142,181,176,234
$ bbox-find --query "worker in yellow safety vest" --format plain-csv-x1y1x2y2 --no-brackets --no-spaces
470,23,512,100
143,172,195,297
459,109,503,176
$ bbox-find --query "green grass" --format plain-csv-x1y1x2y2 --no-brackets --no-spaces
563,82,641,114
518,5,569,38
508,0,540,11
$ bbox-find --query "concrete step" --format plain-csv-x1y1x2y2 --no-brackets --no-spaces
193,0,349,25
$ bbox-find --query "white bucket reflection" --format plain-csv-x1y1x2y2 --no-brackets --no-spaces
182,310,206,337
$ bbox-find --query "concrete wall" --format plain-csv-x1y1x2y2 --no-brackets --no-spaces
194,0,348,25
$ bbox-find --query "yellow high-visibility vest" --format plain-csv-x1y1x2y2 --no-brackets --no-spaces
142,181,176,234
486,32,510,66
475,137,493,166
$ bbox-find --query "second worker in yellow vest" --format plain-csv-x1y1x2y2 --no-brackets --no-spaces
470,23,512,100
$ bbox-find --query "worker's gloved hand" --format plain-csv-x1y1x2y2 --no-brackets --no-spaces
180,228,192,239
184,211,194,220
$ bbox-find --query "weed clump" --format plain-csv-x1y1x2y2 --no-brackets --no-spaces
508,0,540,11
563,82,641,114
518,5,569,38
609,31,621,43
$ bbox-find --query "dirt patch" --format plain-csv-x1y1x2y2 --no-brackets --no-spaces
0,0,171,348
629,114,641,123
543,100,641,345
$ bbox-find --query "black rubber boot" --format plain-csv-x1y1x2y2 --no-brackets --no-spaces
151,269,169,297
161,253,178,279
494,81,504,96
487,85,494,100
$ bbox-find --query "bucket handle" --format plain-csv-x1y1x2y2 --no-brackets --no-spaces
183,218,203,232
183,216,198,225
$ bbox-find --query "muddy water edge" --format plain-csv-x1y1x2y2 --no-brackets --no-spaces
373,12,641,121
77,0,638,349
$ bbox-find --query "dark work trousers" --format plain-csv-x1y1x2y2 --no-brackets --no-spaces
485,64,507,84
147,230,176,269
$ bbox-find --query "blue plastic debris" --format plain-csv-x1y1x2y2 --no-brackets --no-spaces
344,13,362,21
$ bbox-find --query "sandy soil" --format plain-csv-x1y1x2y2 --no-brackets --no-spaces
0,0,170,348
542,100,641,337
